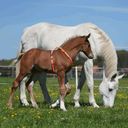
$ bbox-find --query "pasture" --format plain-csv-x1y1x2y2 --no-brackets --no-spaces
0,77,128,128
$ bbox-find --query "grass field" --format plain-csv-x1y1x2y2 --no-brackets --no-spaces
0,77,128,128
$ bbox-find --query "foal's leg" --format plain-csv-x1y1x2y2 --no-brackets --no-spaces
26,77,38,108
16,61,29,106
51,74,70,108
27,71,51,107
58,71,67,111
7,73,26,109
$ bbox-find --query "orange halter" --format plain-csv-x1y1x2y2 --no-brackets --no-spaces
50,47,73,72
58,47,73,64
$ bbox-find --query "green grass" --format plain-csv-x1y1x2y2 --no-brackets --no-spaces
0,77,128,128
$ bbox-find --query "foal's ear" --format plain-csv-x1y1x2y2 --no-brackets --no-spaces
86,33,91,40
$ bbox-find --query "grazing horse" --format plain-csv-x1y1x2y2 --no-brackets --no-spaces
17,22,123,108
7,35,93,111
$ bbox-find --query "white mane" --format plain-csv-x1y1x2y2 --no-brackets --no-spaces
87,23,117,79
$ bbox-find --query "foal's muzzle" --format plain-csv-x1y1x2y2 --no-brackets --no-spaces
88,53,94,59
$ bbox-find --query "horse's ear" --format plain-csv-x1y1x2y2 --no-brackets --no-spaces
86,33,91,40
116,74,125,80
111,73,117,81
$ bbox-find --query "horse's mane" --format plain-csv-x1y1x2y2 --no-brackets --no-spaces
87,23,117,79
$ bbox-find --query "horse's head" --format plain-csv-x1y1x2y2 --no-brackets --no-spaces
81,34,94,59
99,72,124,107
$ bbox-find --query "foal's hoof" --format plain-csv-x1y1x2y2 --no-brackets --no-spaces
65,83,71,95
7,103,13,109
60,107,67,111
32,103,39,109
20,99,29,106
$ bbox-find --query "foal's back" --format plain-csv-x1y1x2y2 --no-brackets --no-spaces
20,48,51,71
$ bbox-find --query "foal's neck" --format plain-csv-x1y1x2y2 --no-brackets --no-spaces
61,38,83,61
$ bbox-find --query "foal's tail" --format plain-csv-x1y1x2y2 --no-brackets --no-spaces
9,53,24,66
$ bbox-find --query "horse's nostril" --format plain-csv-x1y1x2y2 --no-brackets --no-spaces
109,88,113,92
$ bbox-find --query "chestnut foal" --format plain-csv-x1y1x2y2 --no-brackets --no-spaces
7,34,93,111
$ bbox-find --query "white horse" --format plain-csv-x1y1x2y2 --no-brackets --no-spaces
16,22,123,108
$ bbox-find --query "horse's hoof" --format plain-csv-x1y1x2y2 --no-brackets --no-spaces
74,104,80,108
51,99,60,108
50,103,57,108
74,101,80,108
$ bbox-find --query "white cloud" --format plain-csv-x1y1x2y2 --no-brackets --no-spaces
85,6,128,14
51,3,128,14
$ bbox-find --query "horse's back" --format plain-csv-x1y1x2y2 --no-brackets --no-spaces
19,22,101,60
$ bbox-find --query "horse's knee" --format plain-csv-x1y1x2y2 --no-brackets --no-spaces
87,84,94,92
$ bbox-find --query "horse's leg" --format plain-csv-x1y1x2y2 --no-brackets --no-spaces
16,61,29,106
38,71,51,104
26,76,38,108
7,73,26,108
58,71,67,111
74,66,86,107
84,59,99,108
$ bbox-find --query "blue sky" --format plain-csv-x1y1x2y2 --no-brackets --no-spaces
0,0,128,59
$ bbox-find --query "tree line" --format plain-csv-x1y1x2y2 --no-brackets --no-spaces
94,50,128,68
0,50,128,68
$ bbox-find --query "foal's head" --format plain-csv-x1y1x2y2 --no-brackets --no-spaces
80,34,93,59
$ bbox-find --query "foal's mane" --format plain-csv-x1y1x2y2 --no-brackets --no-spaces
60,36,84,48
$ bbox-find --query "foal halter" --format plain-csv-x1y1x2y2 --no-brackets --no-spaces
50,47,73,72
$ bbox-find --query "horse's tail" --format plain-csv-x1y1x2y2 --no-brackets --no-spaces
9,58,18,66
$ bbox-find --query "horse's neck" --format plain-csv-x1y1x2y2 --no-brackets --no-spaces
101,41,117,79
89,25,118,79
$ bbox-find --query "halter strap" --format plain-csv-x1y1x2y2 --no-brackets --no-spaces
58,47,73,64
50,47,73,72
